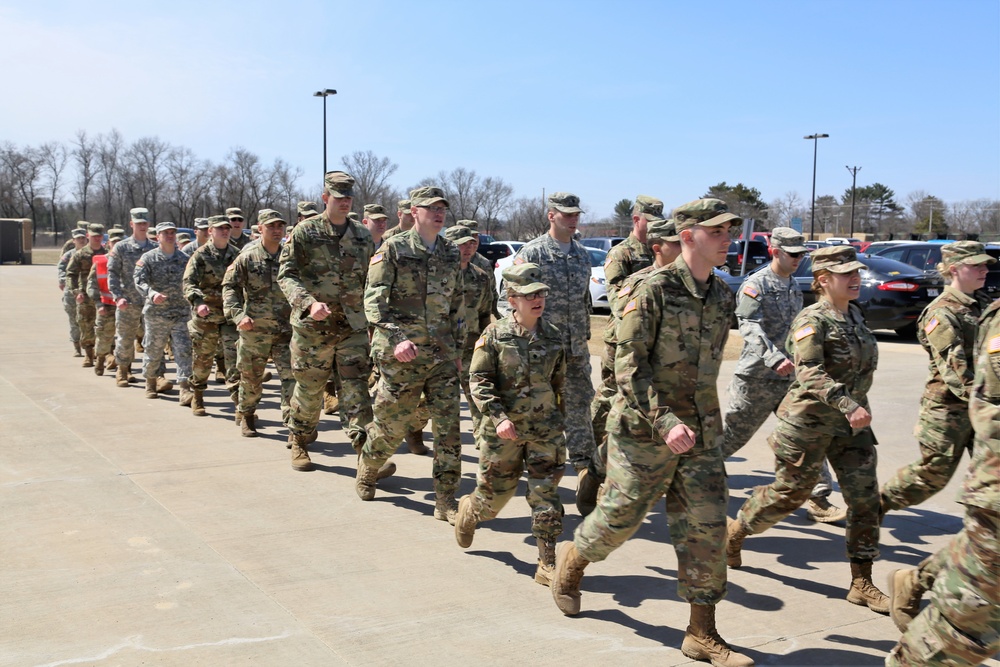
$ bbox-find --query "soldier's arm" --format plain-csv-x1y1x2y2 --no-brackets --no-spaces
552,342,567,418
736,281,789,369
86,264,101,302
603,248,628,311
57,252,71,288
133,256,152,299
476,276,493,333
924,310,974,401
468,328,509,426
222,258,247,324
451,265,467,351
364,244,406,343
277,230,317,316
790,315,860,415
182,251,207,308
66,252,82,293
106,248,124,301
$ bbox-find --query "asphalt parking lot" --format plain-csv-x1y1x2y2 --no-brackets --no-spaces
1,264,996,666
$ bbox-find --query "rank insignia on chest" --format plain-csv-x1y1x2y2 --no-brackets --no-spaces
742,285,759,298
475,336,486,350
924,317,939,334
622,299,637,316
793,325,815,341
988,334,1000,354
370,253,384,265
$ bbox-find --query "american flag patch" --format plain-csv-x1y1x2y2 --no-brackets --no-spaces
619,285,632,297
924,317,939,334
988,334,1000,354
475,336,486,350
370,252,384,265
513,256,525,265
622,299,637,316
743,285,759,298
793,325,815,341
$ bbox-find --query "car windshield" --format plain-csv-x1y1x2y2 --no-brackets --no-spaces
587,248,607,267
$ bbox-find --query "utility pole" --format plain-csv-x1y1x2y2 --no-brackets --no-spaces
804,133,829,240
846,166,861,238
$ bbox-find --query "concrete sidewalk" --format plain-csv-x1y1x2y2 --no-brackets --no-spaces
1,265,994,666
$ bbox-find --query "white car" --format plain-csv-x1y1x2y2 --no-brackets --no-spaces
495,245,609,312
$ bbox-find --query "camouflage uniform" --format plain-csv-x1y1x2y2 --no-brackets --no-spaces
574,254,734,604
86,256,117,360
57,247,81,346
888,298,1000,667
470,252,498,316
134,244,192,381
66,239,106,349
182,237,241,393
603,231,654,311
107,233,157,367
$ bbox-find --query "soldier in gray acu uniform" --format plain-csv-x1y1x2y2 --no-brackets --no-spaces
108,208,156,387
500,192,595,480
58,229,87,357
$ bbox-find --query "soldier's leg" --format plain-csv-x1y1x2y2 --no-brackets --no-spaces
237,330,268,416
94,307,116,358
333,331,374,447
221,323,240,394
142,315,170,379
364,360,424,466
187,318,221,391
169,316,193,382
469,430,524,522
525,431,567,542
563,351,596,471
460,342,482,428
63,290,80,348
77,300,97,348
720,375,786,459
424,360,462,498
288,327,335,437
271,331,295,427
826,430,880,562
588,339,617,476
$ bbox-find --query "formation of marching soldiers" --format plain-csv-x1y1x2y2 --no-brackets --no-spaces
56,172,1000,667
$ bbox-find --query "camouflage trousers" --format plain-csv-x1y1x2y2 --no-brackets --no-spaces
587,338,617,479
188,317,238,392
289,326,372,443
237,329,294,424
364,356,461,497
887,505,999,667
142,313,192,381
94,304,116,357
468,420,567,541
574,409,728,605
460,339,483,433
736,419,880,561
76,298,97,347
368,362,430,434
114,304,142,366
722,374,835,498
62,289,80,343
881,399,973,512
565,350,597,471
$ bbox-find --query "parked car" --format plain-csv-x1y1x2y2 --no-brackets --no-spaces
477,241,520,267
477,233,496,244
491,241,526,277
863,240,908,254
825,237,862,246
494,245,610,312
868,241,1000,298
581,237,625,252
804,241,830,250
721,239,770,275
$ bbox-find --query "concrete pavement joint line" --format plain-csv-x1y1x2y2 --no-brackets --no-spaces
33,631,295,667
124,457,288,477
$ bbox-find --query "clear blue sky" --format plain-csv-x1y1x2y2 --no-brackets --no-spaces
4,0,998,218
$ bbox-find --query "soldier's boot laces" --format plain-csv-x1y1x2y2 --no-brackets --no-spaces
406,430,430,455
551,542,589,615
106,355,117,372
726,517,752,569
191,389,206,416
847,560,890,614
144,377,158,399
82,346,95,368
322,391,339,415
535,538,556,587
805,496,848,523
887,568,925,633
73,341,83,357
681,604,755,667
355,460,379,500
178,381,194,407
434,493,459,525
576,468,600,517
115,365,129,388
454,495,477,548
289,434,314,472
94,354,105,376
241,413,258,438
155,376,174,393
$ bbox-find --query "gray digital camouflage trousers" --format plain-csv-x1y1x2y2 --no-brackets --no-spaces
114,305,143,366
237,329,294,424
565,351,597,471
188,317,238,392
62,289,80,344
142,313,192,382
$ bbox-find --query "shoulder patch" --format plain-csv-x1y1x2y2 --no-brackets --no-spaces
793,325,815,342
988,334,1000,354
370,252,384,265
513,256,525,265
474,336,486,350
622,299,638,316
924,316,939,335
619,285,632,298
135,259,144,267
742,284,760,298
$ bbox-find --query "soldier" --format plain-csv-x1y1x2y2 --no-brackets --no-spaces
177,232,192,250
721,227,846,523
66,223,107,368
87,228,126,376
381,199,414,241
58,229,87,357
500,193,595,495
726,245,888,616
357,185,465,522
60,220,89,255
880,241,996,515
192,218,209,249
362,204,389,249
134,222,193,400
226,207,250,251
182,215,241,410
108,208,157,388
885,298,999,667
222,209,296,435
550,198,753,667
455,263,566,586
457,219,499,318
296,201,320,224
278,171,378,472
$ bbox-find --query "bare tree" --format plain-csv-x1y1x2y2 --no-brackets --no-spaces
504,195,548,241
96,130,125,224
1,143,44,241
768,191,806,228
125,136,171,221
38,142,69,238
165,146,210,226
340,150,399,211
473,176,514,236
71,130,99,221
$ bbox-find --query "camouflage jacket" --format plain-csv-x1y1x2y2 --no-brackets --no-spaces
278,213,374,333
222,242,291,335
469,316,566,433
963,298,999,512
603,263,661,346
381,224,410,241
604,232,653,311
134,247,191,318
57,249,74,288
182,242,240,325
230,232,251,252
66,245,106,297
365,229,465,363
612,255,733,451
107,236,157,303
734,265,802,379
777,300,878,436
470,252,499,317
460,262,494,345
60,238,76,255
917,286,987,405
499,233,591,357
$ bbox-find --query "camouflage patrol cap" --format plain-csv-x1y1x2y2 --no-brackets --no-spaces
225,207,245,220
443,225,476,245
363,204,388,220
348,212,360,222
87,223,105,236
771,227,808,253
108,227,126,239
71,228,87,238
176,232,191,243
647,218,680,244
323,171,355,198
672,198,742,232
257,209,286,226
129,207,151,223
810,245,865,274
457,219,479,231
155,221,177,233
75,220,89,230
634,195,666,223
194,218,209,230
548,192,583,214
397,199,411,213
207,215,231,228
941,240,996,268
502,262,549,295
297,201,319,217
409,186,450,208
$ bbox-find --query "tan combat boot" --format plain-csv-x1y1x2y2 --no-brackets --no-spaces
178,380,194,407
355,459,379,499
106,355,117,372
322,390,339,415
847,560,890,613
94,353,105,375
454,495,477,548
681,604,755,667
352,440,396,480
887,568,925,632
805,496,848,523
434,493,458,524
241,413,258,437
134,336,143,353
406,430,429,455
214,356,226,384
82,346,95,368
115,365,129,388
535,538,556,587
726,517,752,569
126,365,137,382
191,389,206,416
289,433,314,472
155,376,174,393
144,377,158,399
551,542,589,616
73,341,83,357
576,468,600,517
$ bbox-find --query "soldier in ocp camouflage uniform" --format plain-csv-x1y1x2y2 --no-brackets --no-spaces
381,198,414,241
887,297,1000,667
58,229,87,357
458,219,499,318
880,241,996,516
66,223,107,367
455,263,566,586
86,228,125,375
108,208,157,387
551,199,754,667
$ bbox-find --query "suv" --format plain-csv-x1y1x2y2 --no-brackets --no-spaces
868,241,1000,298
722,239,770,275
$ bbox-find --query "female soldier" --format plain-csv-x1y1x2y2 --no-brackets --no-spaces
726,245,889,613
454,262,567,587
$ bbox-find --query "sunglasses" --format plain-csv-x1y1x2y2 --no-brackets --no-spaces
784,250,806,258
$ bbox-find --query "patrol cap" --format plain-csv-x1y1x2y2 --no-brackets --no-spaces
87,223,105,236
129,207,151,223
71,228,87,239
672,198,742,232
324,171,355,198
810,245,865,274
548,192,583,214
155,221,177,233
176,232,191,243
75,220,89,230
457,219,479,231
208,215,232,228
502,262,549,295
348,212,359,222
647,218,680,244
225,207,245,221
409,186,449,208
297,201,319,217
108,227,126,239
443,225,476,245
941,240,996,268
771,227,808,253
194,218,209,230
397,199,411,213
257,209,286,226
634,195,666,223
363,204,388,220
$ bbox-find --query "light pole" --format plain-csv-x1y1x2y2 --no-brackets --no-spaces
846,165,861,238
313,89,337,174
804,133,829,240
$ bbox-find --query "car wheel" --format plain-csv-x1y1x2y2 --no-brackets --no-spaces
894,323,918,339
718,265,731,274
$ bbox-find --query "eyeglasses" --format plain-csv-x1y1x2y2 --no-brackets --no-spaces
419,205,447,214
514,290,548,301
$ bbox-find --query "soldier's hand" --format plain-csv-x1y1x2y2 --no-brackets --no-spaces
456,358,462,373
664,423,696,454
99,305,112,315
846,406,872,430
75,293,85,303
774,359,795,377
309,302,331,321
394,340,418,362
196,304,211,317
152,293,167,305
116,298,129,310
237,317,254,331
496,419,517,440
59,284,64,291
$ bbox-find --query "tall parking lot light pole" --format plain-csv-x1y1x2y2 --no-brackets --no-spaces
313,89,337,174
804,133,829,240
846,165,861,238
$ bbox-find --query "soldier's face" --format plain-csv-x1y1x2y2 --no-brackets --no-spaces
259,221,287,243
398,210,414,226
953,262,989,291
548,209,580,237
210,224,232,243
73,237,86,249
653,240,681,266
821,270,861,302
775,248,803,274
88,234,103,249
633,214,648,238
687,222,733,266
195,228,209,244
229,218,245,232
323,193,353,218
458,239,477,263
413,203,447,232
509,291,546,319
365,217,387,236
158,229,176,248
